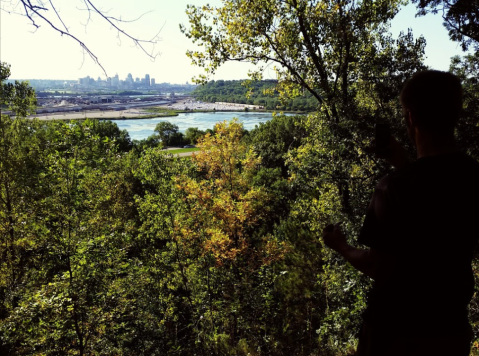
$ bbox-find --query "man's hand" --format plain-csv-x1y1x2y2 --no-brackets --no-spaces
322,222,347,253
322,222,378,280
368,136,411,169
377,136,411,169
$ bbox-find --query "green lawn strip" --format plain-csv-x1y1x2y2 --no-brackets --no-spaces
92,113,179,120
167,148,200,154
144,107,180,115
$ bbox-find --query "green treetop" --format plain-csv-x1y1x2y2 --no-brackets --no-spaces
1,62,36,118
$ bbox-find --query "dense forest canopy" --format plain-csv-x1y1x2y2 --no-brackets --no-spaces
2,0,479,354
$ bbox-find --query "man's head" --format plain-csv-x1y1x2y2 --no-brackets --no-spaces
400,70,463,136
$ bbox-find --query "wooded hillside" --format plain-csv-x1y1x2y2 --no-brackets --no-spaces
192,80,319,111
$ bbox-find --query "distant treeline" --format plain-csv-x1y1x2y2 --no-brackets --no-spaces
192,79,319,111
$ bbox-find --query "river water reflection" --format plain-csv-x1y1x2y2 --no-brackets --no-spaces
114,111,290,141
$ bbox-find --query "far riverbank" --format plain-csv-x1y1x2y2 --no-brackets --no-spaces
31,99,307,121
32,99,262,121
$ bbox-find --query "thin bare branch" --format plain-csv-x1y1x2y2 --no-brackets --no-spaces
48,0,68,33
75,6,155,24
25,0,47,11
2,0,163,75
83,0,161,60
18,0,107,75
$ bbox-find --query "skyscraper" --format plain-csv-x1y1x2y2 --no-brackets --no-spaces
111,74,120,87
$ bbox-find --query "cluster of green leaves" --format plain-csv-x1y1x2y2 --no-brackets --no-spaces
192,79,319,111
133,121,208,151
450,52,479,161
0,116,141,355
1,63,36,117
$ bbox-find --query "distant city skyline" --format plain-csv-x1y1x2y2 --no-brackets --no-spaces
77,72,157,89
5,77,196,93
1,1,471,83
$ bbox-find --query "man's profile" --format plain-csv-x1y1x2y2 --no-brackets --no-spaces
322,70,479,356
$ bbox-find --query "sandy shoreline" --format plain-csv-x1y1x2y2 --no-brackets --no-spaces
33,108,154,121
31,99,258,121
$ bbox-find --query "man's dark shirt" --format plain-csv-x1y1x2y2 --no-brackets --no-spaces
359,152,479,337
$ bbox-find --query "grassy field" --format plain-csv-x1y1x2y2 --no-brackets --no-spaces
167,147,200,154
144,107,180,116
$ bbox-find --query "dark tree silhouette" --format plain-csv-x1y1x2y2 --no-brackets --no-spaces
413,0,479,51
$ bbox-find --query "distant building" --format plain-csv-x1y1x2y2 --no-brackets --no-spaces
145,74,150,86
151,78,155,86
90,95,113,104
111,74,120,87
78,76,90,85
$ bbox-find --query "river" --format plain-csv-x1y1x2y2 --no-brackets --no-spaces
114,111,288,141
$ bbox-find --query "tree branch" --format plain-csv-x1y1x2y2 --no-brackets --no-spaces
48,0,68,32
82,0,162,58
3,0,163,76
290,0,332,99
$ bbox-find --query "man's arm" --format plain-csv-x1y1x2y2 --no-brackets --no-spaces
334,244,377,280
323,135,407,279
322,223,394,281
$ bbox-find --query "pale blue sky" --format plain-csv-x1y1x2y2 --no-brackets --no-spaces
0,0,468,83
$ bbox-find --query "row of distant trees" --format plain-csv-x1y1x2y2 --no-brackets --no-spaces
138,121,208,148
192,79,319,111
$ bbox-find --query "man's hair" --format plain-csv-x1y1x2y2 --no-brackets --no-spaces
400,70,463,133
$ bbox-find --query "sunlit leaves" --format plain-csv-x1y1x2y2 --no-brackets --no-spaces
450,52,479,160
176,119,287,268
1,62,37,118
0,118,140,354
181,0,412,117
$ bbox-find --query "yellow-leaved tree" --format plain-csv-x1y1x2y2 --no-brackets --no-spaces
166,119,290,353
176,119,287,268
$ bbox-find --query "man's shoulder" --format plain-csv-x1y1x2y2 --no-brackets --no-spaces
385,152,479,184
374,152,479,208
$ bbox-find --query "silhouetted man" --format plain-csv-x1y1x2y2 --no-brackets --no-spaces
322,70,479,356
